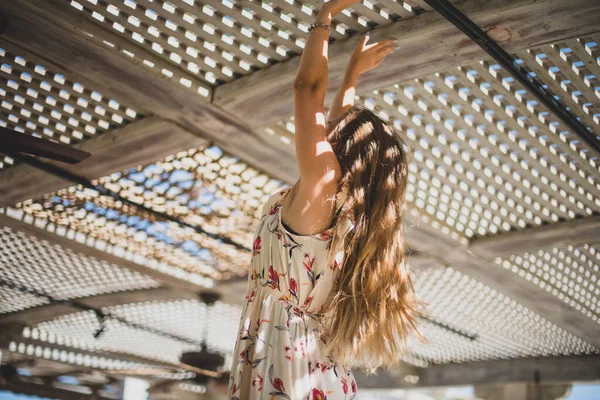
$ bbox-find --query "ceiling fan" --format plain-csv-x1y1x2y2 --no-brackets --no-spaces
0,127,91,164
104,291,229,397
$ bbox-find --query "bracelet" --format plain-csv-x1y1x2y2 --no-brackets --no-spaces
308,22,330,33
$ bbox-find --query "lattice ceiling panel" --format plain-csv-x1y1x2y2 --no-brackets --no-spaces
34,299,241,368
63,0,462,92
264,34,600,241
495,243,600,325
0,225,160,314
0,286,49,315
6,334,181,378
0,45,140,170
404,267,598,365
26,269,600,369
9,144,286,280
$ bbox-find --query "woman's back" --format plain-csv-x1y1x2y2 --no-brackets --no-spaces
228,184,357,399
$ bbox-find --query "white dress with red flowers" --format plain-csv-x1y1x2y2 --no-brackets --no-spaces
228,183,358,399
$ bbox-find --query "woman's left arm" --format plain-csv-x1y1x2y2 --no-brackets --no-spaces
328,34,398,131
292,0,361,195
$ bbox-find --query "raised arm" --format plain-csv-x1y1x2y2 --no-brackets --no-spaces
292,1,361,187
288,0,362,234
328,34,398,131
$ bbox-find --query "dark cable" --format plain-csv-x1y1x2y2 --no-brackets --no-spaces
420,314,478,341
0,278,203,346
423,0,600,158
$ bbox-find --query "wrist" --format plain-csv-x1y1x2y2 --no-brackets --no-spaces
345,63,360,79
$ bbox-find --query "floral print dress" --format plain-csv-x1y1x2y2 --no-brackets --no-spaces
228,183,358,399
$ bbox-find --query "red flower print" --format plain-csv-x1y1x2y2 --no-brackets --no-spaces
289,277,298,298
252,373,263,391
269,205,278,215
330,260,340,270
314,362,327,373
295,341,307,358
292,306,303,318
304,253,317,286
312,388,326,400
246,289,256,303
341,377,348,394
284,346,292,361
318,231,333,241
253,236,262,255
303,252,315,272
267,364,289,398
302,296,313,308
268,265,279,289
273,377,285,392
314,361,335,373
351,380,357,393
239,349,248,362
255,318,270,332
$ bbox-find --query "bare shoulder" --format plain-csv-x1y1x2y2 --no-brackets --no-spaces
282,176,340,235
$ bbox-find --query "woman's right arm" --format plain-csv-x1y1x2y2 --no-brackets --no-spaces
328,34,398,130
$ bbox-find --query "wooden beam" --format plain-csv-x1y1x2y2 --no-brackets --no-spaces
0,214,250,316
470,214,600,257
0,214,206,293
0,0,298,183
418,355,600,387
353,355,600,388
405,216,600,349
214,0,600,129
0,117,207,207
0,332,180,371
3,0,599,194
0,287,199,325
0,381,105,400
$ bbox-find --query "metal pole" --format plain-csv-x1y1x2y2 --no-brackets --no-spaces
422,0,600,158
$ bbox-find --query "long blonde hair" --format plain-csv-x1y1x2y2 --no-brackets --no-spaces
321,104,424,374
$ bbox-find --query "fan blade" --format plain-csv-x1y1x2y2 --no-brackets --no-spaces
0,127,91,164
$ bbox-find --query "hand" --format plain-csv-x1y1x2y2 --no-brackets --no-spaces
318,0,362,19
348,33,398,75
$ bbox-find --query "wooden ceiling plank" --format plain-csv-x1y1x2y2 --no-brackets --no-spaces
0,0,298,184
0,214,204,293
407,218,600,348
469,61,600,202
470,214,600,256
149,0,273,67
0,333,181,372
0,287,199,325
420,72,575,221
0,381,110,400
354,354,600,388
81,0,230,83
0,117,207,207
214,0,600,130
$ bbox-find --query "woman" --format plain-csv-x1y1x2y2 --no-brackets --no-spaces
228,1,422,398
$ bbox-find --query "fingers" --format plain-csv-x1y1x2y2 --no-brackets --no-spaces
376,39,398,49
377,43,398,54
365,42,397,58
364,38,396,52
357,33,369,49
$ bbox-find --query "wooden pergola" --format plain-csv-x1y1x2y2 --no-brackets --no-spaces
0,0,599,398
